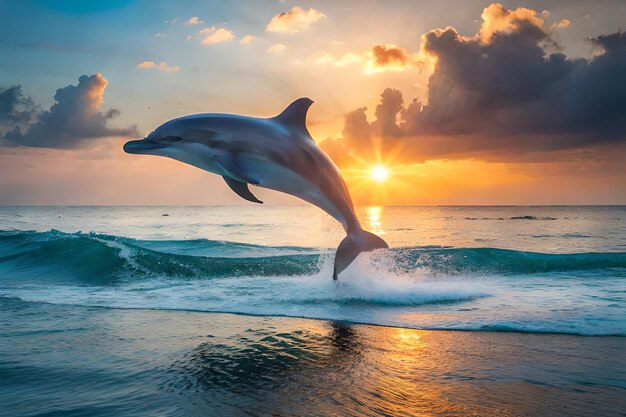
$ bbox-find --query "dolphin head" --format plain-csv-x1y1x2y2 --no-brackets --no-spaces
123,121,186,157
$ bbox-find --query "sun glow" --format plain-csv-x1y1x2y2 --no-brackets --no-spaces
371,165,390,183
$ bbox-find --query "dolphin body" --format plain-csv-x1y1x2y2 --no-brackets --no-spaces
123,98,388,279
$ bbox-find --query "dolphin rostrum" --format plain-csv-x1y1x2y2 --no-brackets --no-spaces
123,98,388,279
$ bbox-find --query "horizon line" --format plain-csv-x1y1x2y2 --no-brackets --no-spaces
1,204,625,208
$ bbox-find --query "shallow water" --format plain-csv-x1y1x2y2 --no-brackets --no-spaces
0,205,625,415
1,300,624,417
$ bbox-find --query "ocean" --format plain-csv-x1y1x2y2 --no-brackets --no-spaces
1,205,625,416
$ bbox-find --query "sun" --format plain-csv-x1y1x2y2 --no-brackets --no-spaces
370,165,390,183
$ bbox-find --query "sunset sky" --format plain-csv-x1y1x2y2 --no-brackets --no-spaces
1,0,625,205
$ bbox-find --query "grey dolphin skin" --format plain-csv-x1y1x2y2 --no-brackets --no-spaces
123,98,388,279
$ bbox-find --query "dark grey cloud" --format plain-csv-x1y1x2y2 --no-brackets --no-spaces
2,73,139,149
322,4,626,164
0,85,37,128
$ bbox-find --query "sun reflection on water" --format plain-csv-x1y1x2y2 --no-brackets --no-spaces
365,206,385,235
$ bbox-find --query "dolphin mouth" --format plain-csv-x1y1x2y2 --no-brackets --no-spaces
123,139,168,154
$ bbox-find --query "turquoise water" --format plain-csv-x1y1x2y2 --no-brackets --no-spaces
1,205,625,335
1,206,625,416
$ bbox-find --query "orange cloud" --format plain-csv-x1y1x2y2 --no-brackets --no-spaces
551,18,571,30
313,45,418,73
199,27,234,44
364,44,418,74
240,35,255,44
266,7,325,33
478,3,544,43
185,16,203,25
135,61,181,73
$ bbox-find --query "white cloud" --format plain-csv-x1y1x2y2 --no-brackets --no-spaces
199,26,235,44
267,43,287,54
266,7,325,33
135,61,181,73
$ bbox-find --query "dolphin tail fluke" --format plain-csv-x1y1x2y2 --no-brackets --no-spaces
333,230,388,280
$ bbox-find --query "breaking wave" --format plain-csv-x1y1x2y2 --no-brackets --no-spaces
1,230,625,336
1,230,624,284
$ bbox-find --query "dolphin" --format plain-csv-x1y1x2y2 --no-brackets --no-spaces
123,98,388,279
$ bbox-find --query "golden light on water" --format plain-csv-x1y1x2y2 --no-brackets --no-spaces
371,165,390,183
366,206,385,235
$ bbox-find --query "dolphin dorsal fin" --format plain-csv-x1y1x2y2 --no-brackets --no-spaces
275,97,313,132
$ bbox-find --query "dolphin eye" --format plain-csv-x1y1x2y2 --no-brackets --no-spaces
162,136,183,142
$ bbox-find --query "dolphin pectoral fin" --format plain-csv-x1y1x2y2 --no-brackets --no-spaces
223,176,263,204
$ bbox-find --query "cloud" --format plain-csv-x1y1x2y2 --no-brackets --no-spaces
135,61,181,73
185,16,204,25
0,86,37,131
312,52,334,65
364,44,418,73
313,44,419,73
550,18,570,30
266,7,325,33
313,51,361,67
267,43,287,54
478,3,544,43
2,73,138,149
240,35,255,44
332,52,361,67
199,27,235,44
321,3,626,165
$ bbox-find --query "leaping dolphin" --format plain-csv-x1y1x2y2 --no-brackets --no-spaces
123,98,388,279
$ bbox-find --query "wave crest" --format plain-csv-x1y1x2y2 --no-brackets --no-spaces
0,230,625,285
